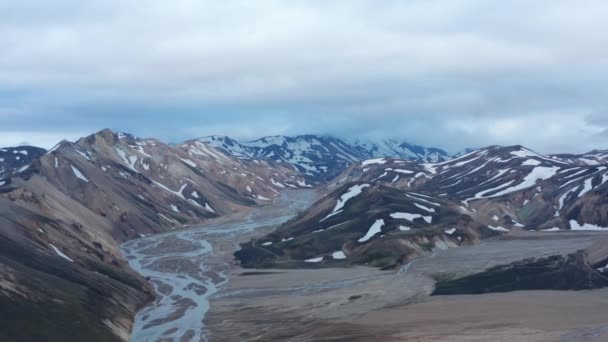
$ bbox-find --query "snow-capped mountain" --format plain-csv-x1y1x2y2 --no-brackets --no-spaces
0,145,46,178
237,145,608,269
349,138,450,163
201,135,450,181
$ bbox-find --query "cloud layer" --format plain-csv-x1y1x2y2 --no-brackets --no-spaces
1,0,607,152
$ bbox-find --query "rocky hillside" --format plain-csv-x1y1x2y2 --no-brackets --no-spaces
201,135,450,181
236,182,487,269
0,146,46,178
236,146,608,269
0,129,309,341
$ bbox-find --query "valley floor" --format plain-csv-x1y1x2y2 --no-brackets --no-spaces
121,190,318,341
123,190,608,341
206,232,608,342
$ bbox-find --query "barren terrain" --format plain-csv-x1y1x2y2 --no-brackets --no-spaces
207,232,608,342
123,189,608,341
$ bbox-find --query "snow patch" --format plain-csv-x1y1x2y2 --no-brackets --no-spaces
405,193,440,206
321,184,370,221
487,166,560,198
271,178,285,188
392,169,415,174
152,181,187,199
115,148,138,172
49,244,74,262
358,219,385,243
255,195,271,201
362,158,386,166
570,220,608,231
70,165,89,182
390,212,432,224
488,225,509,232
76,150,90,161
305,257,323,263
414,203,436,213
332,251,347,260
578,178,594,197
178,158,197,168
297,179,312,187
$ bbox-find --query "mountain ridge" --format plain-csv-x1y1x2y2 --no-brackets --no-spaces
200,134,451,181
236,144,608,269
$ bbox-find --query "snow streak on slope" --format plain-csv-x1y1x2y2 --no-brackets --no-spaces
321,184,370,221
358,219,385,243
490,166,560,197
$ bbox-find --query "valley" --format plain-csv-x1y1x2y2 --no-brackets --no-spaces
3,130,608,341
4,3,608,341
122,190,318,341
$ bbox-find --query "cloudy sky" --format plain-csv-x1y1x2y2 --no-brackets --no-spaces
1,0,607,153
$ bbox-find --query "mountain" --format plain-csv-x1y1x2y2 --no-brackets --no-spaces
348,138,451,162
236,146,608,269
0,145,46,178
235,180,485,269
0,129,309,341
551,150,608,166
4,129,608,340
201,135,450,181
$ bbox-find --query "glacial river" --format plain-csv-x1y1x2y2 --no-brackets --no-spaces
121,190,318,342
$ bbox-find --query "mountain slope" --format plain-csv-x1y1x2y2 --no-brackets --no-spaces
236,146,608,269
327,146,608,231
236,181,485,268
201,135,450,181
0,129,309,341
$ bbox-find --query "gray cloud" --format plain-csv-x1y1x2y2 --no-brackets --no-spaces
0,0,607,153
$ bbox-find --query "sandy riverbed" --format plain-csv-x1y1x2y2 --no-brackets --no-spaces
206,232,608,342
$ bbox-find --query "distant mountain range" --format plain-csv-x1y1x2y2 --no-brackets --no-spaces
200,135,451,181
